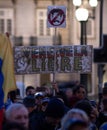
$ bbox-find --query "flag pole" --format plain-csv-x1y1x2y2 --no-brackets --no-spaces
53,27,57,96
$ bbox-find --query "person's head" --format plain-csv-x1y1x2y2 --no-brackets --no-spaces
5,103,29,129
99,122,107,130
34,92,44,105
25,86,35,96
102,98,107,111
3,122,27,130
60,108,89,130
63,108,89,122
23,95,37,113
65,88,73,99
7,89,19,103
41,97,50,112
45,98,65,127
74,100,92,119
73,84,86,100
61,118,89,130
103,84,107,99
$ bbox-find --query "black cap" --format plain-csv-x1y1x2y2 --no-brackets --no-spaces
45,98,65,118
23,95,36,107
74,100,92,117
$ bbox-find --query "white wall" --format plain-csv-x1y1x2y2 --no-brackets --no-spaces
15,0,36,37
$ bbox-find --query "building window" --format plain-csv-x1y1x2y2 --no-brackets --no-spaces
29,36,37,46
86,19,95,38
37,9,53,36
7,19,12,34
0,9,13,35
0,19,4,33
53,33,62,45
14,36,23,46
39,11,43,17
0,11,4,16
39,19,44,36
46,28,51,36
77,18,95,39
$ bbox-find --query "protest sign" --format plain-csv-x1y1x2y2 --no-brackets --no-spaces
14,45,92,74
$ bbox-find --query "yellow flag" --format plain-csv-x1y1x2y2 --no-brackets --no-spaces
0,33,17,106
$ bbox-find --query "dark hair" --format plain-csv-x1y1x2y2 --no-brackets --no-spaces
103,86,107,95
72,84,86,95
23,95,36,107
3,122,27,130
45,98,65,118
26,86,35,94
7,89,20,102
102,98,107,111
74,100,92,117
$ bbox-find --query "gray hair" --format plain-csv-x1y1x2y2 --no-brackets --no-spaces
60,108,89,130
5,103,28,120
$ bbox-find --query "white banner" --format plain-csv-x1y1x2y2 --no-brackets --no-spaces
14,45,93,74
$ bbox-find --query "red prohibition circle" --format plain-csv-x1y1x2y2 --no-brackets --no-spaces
48,8,65,26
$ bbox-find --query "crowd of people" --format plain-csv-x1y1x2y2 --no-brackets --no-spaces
1,81,107,130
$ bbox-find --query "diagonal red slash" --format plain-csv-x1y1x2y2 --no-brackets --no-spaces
51,10,63,23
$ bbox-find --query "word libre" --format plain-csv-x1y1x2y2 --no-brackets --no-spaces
14,45,92,74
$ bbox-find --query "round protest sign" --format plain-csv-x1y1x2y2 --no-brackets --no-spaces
47,6,66,28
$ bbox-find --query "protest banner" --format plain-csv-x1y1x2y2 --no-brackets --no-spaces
14,45,92,74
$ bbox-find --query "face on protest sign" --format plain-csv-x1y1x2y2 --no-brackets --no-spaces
14,45,92,74
47,6,66,28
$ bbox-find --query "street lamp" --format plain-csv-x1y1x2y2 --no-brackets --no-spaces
75,7,88,45
73,0,98,92
73,0,81,6
73,0,98,7
89,0,98,7
75,7,89,91
75,8,89,22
